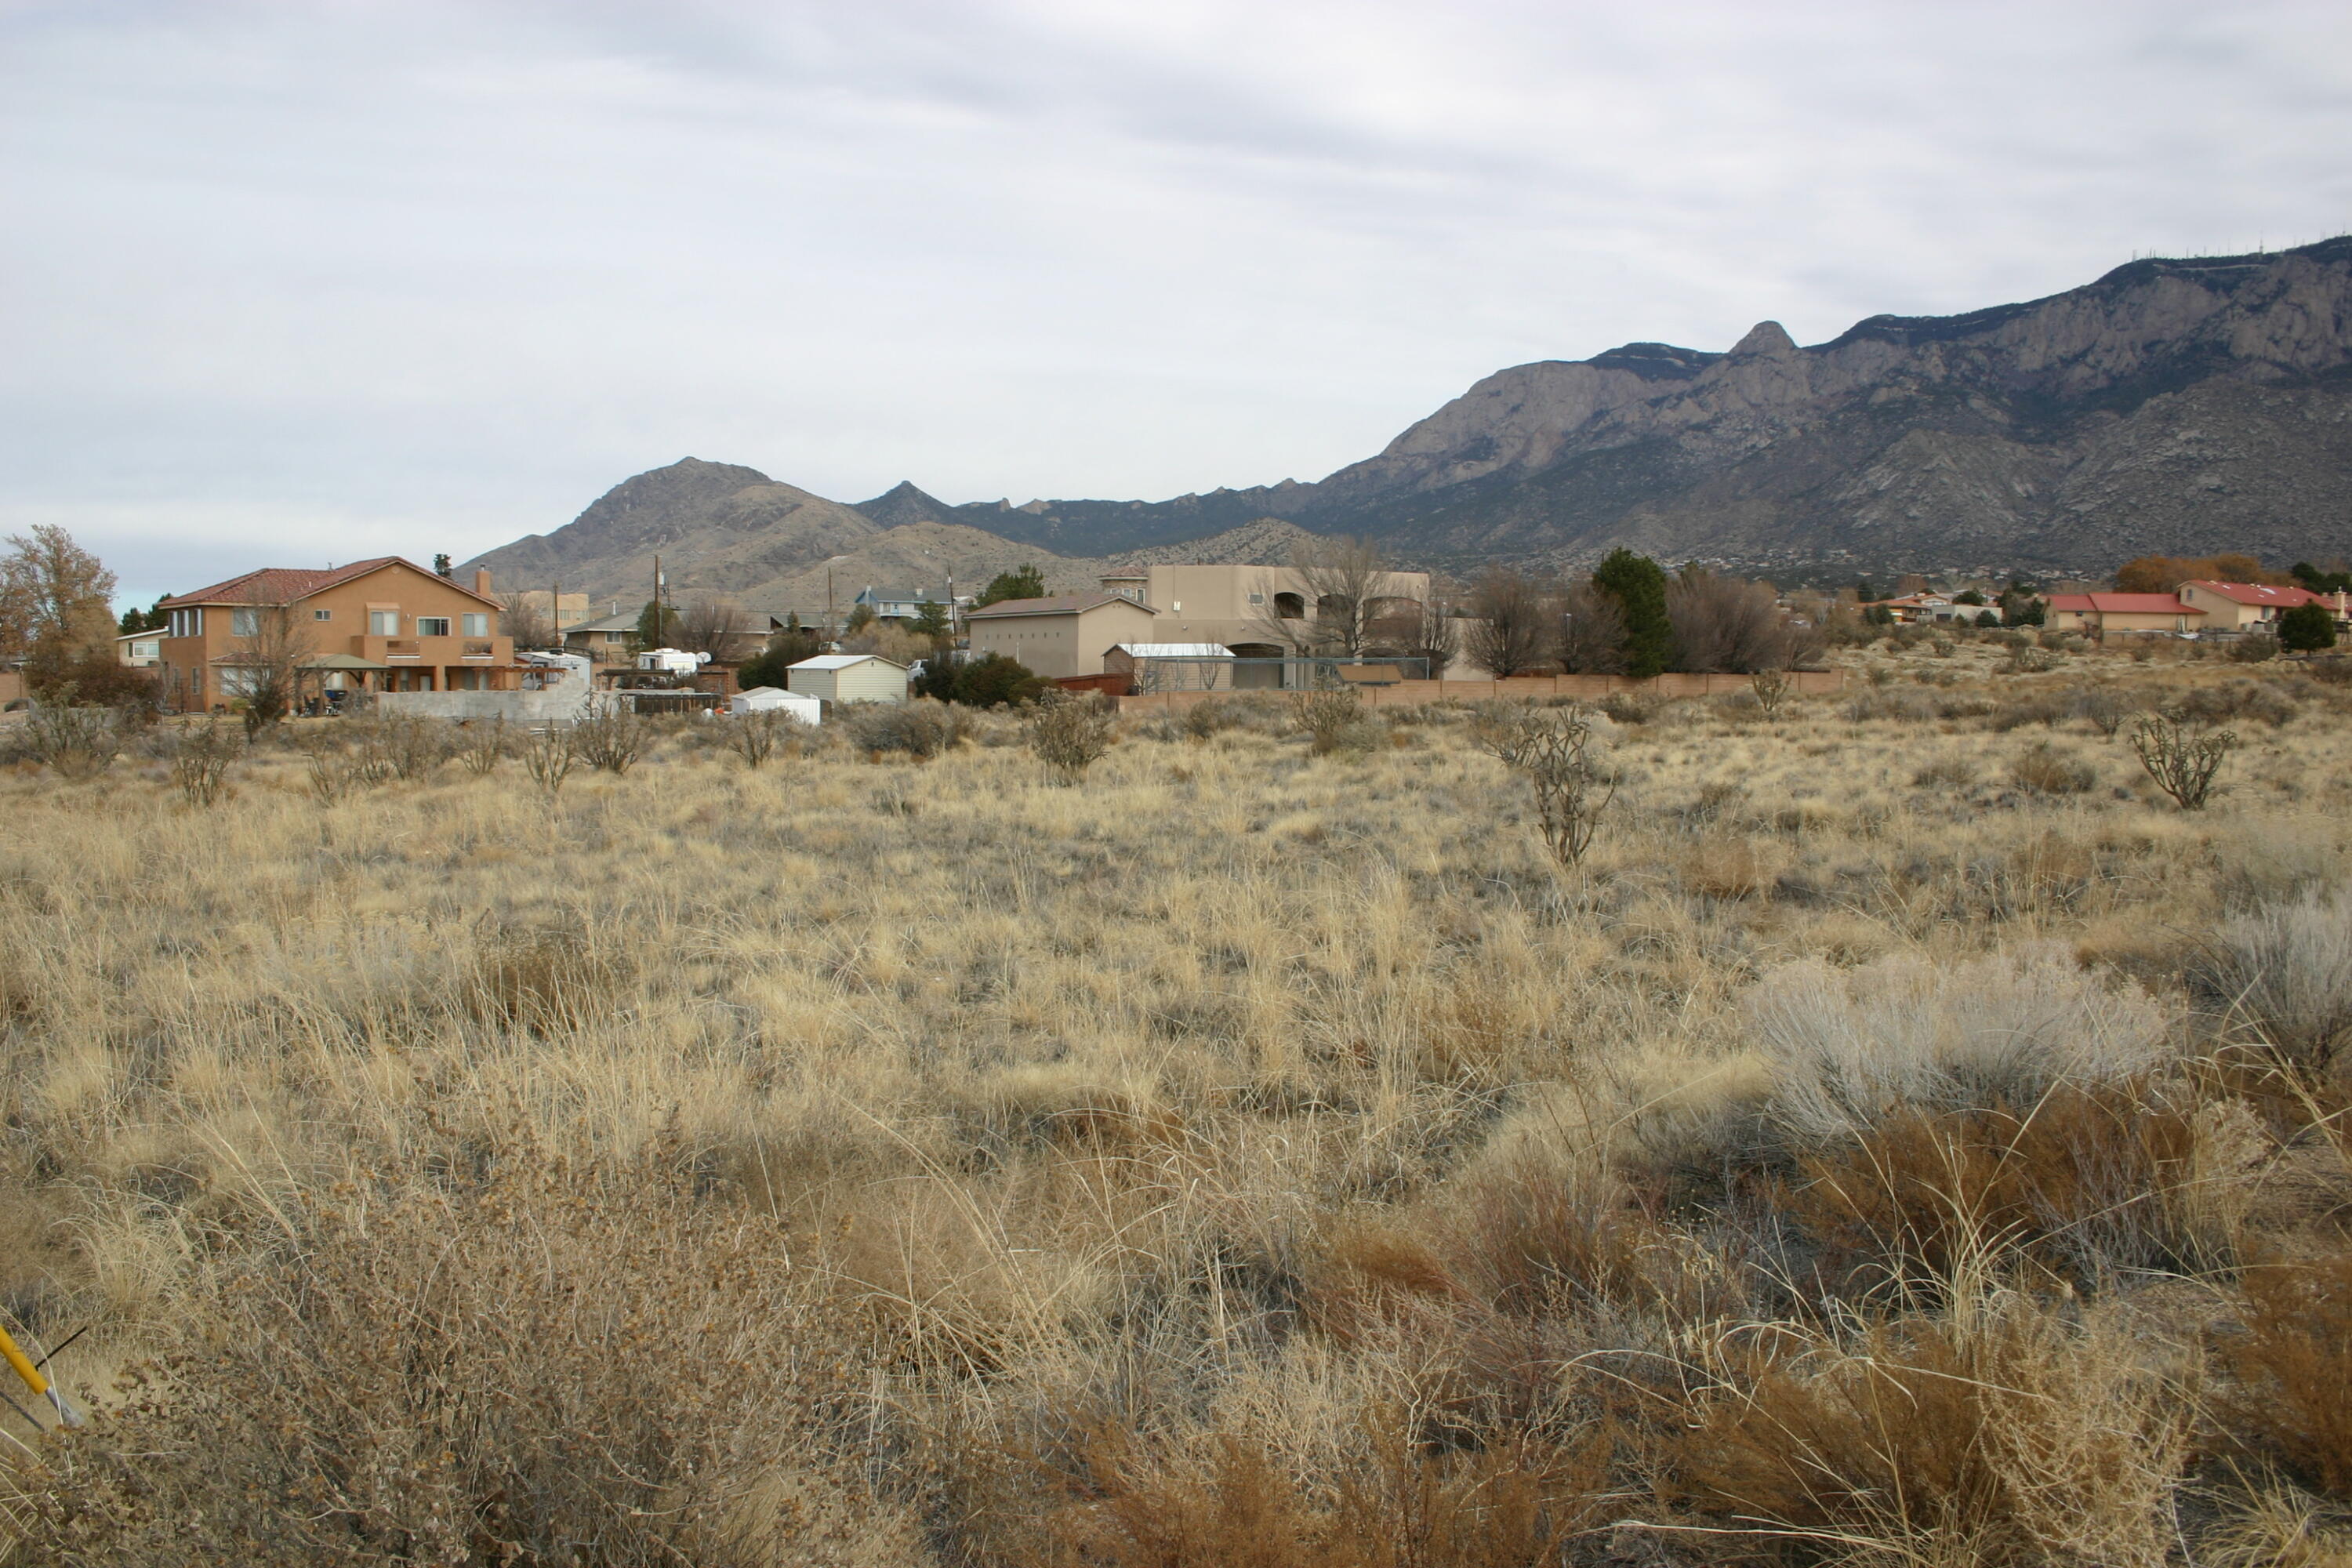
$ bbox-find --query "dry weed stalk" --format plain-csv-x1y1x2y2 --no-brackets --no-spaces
520,720,576,797
169,717,239,806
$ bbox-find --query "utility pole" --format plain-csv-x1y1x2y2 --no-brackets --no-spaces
826,568,835,649
652,553,662,649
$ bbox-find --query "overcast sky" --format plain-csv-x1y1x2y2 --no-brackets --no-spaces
5,1,2349,602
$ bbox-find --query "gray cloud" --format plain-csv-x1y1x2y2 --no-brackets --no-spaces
3,0,2347,600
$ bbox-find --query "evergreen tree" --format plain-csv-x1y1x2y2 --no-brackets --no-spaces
633,599,681,651
1591,549,1672,677
2278,601,2337,652
975,565,1046,607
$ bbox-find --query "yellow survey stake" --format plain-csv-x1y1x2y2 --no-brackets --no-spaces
0,1323,82,1426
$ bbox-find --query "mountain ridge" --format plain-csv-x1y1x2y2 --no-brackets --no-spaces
463,238,2352,593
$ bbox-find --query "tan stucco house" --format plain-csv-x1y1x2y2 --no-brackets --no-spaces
2176,580,2347,631
965,593,1161,679
1090,564,1429,660
2043,593,2205,636
156,558,517,712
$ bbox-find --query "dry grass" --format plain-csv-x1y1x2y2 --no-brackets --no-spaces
2,644,2350,1563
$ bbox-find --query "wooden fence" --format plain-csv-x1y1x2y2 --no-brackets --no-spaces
1112,668,1843,713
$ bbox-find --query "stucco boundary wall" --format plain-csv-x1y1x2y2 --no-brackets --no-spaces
375,687,603,724
1112,669,1844,713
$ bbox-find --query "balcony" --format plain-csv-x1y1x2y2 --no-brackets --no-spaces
347,633,517,666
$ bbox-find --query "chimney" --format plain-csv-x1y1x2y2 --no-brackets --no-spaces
474,568,493,597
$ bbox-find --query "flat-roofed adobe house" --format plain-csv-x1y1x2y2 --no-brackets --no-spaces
156,558,517,713
1093,563,1430,660
2043,593,2205,636
966,593,1161,680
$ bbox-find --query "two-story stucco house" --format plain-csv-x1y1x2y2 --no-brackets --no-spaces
1090,564,1430,661
156,558,517,712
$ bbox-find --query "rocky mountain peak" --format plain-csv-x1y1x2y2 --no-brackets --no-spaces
1727,320,1798,358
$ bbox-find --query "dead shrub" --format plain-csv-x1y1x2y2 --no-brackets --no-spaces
1027,688,1117,781
572,703,649,773
13,1145,880,1566
2010,739,2097,795
1788,1083,2249,1294
2201,888,2352,1073
467,923,636,1033
1680,837,1774,901
1667,1303,2185,1567
842,697,955,759
2212,1251,2352,1500
1033,1414,1615,1568
456,713,508,775
1911,753,1977,789
1294,685,1377,757
168,717,241,806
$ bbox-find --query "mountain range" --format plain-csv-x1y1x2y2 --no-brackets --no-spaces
464,238,2352,602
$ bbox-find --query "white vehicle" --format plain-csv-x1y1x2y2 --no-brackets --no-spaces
635,648,710,676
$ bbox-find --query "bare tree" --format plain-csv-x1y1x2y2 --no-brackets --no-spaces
498,591,556,652
227,605,316,733
677,597,761,662
1664,568,1793,673
1373,590,1459,678
1246,535,1398,658
1556,578,1628,674
1462,568,1553,677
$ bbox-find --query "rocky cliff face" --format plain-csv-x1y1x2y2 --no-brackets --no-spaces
964,239,2352,573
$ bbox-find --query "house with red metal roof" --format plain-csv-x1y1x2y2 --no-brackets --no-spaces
2176,580,2352,632
155,557,516,713
2042,593,2205,636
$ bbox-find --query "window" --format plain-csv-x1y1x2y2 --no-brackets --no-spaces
368,610,399,635
416,617,452,637
230,608,260,637
313,608,332,621
1249,592,1265,605
168,608,203,637
461,612,489,637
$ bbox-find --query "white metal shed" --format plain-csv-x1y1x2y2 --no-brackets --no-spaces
729,686,823,723
786,654,909,705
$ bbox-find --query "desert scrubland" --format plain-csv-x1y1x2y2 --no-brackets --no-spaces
2,633,2349,1566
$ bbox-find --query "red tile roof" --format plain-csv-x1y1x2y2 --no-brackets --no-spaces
161,557,496,609
966,593,1158,618
2180,580,2322,607
2045,593,2202,615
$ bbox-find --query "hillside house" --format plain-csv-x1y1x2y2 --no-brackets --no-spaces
155,559,517,712
966,593,1161,680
